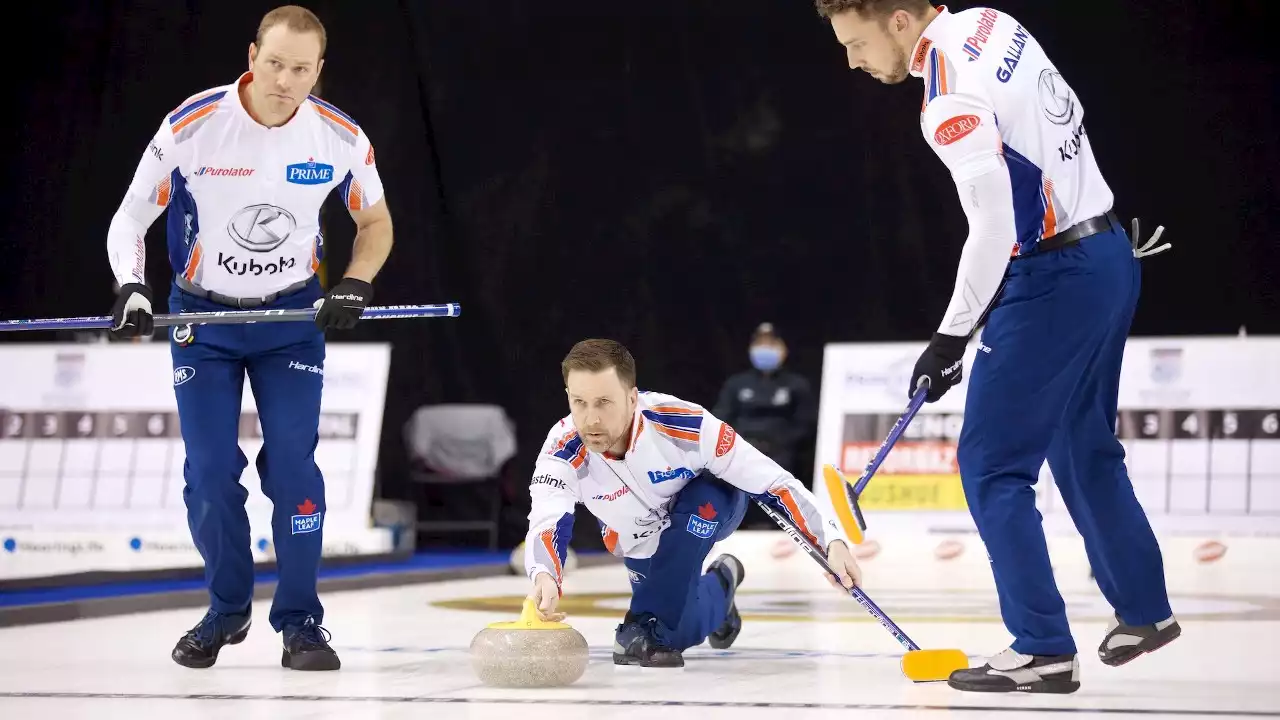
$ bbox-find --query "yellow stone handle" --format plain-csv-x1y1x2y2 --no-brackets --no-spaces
486,597,571,630
519,597,543,625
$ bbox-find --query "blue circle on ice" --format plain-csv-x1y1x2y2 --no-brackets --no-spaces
130,537,143,551
3,538,15,553
257,538,270,552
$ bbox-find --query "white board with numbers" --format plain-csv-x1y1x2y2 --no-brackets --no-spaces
812,336,1280,542
0,342,394,579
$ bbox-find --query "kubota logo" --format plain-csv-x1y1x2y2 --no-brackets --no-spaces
934,115,981,146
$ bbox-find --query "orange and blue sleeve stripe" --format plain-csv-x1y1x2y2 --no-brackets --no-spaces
308,95,360,146
548,432,588,474
337,172,367,211
534,513,575,584
169,90,225,143
922,49,953,110
641,406,703,448
763,487,820,547
1040,177,1059,238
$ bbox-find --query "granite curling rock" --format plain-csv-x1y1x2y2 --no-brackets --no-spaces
469,597,589,688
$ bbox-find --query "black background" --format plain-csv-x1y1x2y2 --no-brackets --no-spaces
3,1,1275,544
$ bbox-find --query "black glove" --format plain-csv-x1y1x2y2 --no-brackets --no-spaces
314,277,373,330
908,332,968,403
110,283,154,339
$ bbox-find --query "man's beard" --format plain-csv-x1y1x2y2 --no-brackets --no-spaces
583,429,616,451
881,49,910,84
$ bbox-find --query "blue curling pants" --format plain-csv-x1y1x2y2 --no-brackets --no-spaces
168,278,328,633
958,221,1172,656
624,473,748,651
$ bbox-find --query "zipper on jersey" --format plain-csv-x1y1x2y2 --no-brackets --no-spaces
602,456,659,516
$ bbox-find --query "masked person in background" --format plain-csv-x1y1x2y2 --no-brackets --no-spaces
712,324,816,487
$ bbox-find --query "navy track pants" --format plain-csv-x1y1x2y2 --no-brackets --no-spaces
958,222,1173,656
624,473,748,650
168,278,328,633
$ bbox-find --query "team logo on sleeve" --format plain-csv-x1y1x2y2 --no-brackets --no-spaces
365,145,376,166
934,115,981,146
532,474,567,490
715,423,737,457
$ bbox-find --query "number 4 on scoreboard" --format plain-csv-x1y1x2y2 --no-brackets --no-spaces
1120,409,1280,440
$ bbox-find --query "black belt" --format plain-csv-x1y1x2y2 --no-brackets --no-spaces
1019,210,1120,258
175,275,311,309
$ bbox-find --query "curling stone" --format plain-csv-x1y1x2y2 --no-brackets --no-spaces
469,598,589,688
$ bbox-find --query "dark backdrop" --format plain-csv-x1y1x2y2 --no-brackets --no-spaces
3,1,1276,544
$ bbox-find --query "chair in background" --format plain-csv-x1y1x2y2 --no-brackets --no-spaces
403,403,517,551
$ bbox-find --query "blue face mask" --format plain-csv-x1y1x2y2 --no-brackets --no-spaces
750,346,783,372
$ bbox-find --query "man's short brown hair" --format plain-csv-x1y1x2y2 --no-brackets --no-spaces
814,0,933,20
256,5,328,58
562,339,637,388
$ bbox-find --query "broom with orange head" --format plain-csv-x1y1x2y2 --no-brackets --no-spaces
793,377,968,681
755,496,968,682
821,378,930,546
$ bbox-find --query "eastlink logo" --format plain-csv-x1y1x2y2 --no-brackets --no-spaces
532,474,566,490
286,158,334,185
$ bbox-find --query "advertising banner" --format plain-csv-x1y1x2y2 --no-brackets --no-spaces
812,336,1280,552
0,342,394,579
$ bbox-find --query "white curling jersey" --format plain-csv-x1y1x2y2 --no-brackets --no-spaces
523,391,848,587
911,5,1113,257
107,72,384,298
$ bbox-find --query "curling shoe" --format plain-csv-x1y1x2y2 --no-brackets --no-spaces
613,614,683,668
171,607,252,669
948,647,1080,694
281,617,341,671
1098,613,1181,667
706,554,744,650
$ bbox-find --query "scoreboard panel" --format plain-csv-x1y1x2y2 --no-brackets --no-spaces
0,409,361,515
838,407,1280,518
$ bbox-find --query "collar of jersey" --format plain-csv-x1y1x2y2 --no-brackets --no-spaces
908,4,950,79
231,71,307,129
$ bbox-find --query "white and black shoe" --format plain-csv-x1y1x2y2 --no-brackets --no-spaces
948,648,1080,694
1098,613,1180,667
706,554,744,650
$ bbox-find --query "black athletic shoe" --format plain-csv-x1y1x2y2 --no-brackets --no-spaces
171,608,252,669
707,554,744,650
1098,613,1180,667
948,648,1080,694
613,615,684,668
281,617,341,671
